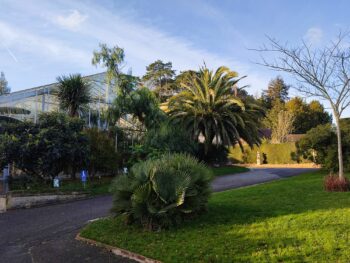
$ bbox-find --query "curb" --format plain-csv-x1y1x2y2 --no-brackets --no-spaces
4,193,112,212
75,233,162,263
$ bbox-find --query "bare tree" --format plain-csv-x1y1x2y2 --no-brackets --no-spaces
255,32,350,178
271,110,295,144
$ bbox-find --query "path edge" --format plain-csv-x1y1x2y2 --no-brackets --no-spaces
75,233,162,263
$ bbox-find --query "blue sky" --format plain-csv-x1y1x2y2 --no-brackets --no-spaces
1,0,350,107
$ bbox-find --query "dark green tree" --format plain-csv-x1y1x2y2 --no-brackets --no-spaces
111,87,165,130
142,60,176,101
85,128,120,176
0,121,41,176
57,74,91,117
297,119,350,172
38,113,89,179
0,113,89,180
164,65,264,154
261,76,289,108
286,97,332,133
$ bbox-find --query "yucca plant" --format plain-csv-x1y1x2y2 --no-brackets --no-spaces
57,74,91,117
110,153,213,230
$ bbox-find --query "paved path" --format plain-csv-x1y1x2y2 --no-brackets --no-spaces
0,196,133,263
0,168,317,263
212,168,319,192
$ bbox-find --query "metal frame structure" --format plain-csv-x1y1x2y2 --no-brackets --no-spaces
0,72,114,124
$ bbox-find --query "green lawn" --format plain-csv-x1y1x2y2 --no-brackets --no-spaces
10,177,113,196
211,165,249,176
81,171,350,262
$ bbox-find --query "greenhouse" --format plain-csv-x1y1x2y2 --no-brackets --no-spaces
0,72,114,124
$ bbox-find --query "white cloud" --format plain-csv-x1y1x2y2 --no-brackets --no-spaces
0,0,270,93
304,27,323,45
53,10,87,31
0,21,90,63
72,3,269,91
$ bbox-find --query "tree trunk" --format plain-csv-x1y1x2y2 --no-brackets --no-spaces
334,115,344,179
115,131,118,153
71,167,77,180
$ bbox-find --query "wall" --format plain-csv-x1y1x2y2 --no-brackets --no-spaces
5,192,87,210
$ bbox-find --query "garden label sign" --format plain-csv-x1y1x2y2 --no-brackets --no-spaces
81,170,88,188
53,177,60,188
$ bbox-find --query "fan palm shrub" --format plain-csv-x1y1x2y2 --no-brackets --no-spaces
162,66,264,156
110,153,213,230
57,74,91,117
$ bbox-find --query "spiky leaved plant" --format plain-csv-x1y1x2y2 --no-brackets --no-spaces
110,153,213,230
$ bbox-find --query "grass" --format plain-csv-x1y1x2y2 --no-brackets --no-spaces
10,177,113,196
211,165,249,176
81,171,350,262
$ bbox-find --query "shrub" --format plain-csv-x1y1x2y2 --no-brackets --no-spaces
197,144,229,165
110,153,213,230
143,123,197,156
0,112,89,180
85,128,120,176
228,142,310,164
324,174,350,192
297,121,350,172
127,122,198,166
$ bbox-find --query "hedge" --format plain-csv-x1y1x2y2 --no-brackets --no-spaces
228,142,310,164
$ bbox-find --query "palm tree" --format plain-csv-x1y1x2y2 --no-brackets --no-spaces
56,74,91,117
162,66,264,153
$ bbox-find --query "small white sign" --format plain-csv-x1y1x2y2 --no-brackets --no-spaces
53,177,60,188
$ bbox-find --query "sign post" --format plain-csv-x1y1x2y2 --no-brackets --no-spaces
53,177,60,188
1,164,10,194
80,170,88,189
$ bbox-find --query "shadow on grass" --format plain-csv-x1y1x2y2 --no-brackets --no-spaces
178,170,350,229
82,170,350,262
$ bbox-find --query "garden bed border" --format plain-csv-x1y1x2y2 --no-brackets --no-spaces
76,233,162,263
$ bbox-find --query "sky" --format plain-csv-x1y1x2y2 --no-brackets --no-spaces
1,0,350,113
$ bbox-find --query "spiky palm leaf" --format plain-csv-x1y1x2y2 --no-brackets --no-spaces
56,74,91,117
163,66,264,152
110,153,213,229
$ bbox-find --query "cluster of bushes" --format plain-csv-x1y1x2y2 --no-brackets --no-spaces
324,174,350,192
0,112,121,181
297,119,350,172
0,113,89,180
228,141,310,164
127,123,198,165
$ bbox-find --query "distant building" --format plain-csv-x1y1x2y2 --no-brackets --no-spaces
0,72,114,125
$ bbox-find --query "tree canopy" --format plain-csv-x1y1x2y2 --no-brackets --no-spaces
261,76,289,108
142,60,176,101
285,97,332,134
163,65,264,153
0,113,89,179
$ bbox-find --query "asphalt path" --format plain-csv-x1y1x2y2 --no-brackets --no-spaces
212,167,319,192
0,168,318,263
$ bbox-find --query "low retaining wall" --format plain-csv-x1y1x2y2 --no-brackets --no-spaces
0,195,6,213
5,192,88,210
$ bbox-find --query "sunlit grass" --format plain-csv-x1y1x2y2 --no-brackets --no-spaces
81,171,350,262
